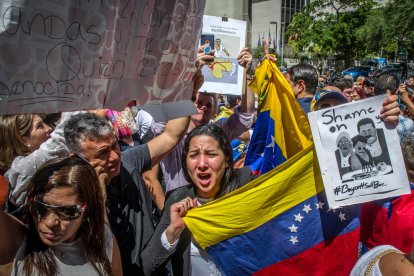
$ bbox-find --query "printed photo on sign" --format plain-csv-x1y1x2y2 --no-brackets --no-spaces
200,34,240,84
309,95,410,208
335,118,392,183
199,15,246,95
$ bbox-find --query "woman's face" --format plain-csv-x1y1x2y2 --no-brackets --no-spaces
31,186,85,246
186,135,227,199
23,115,52,150
337,136,352,151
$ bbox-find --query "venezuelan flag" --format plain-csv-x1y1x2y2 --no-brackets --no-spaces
184,146,360,275
244,58,312,175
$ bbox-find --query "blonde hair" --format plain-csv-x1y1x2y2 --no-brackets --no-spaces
0,114,34,171
356,76,365,85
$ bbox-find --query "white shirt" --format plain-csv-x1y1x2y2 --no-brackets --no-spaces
340,151,351,167
161,198,221,276
366,139,382,158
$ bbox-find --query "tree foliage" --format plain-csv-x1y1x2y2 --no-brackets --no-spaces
286,0,414,63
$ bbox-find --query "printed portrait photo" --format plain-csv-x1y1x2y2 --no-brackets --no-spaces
336,118,393,183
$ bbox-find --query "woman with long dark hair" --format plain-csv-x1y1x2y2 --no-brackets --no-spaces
0,156,122,276
141,124,256,275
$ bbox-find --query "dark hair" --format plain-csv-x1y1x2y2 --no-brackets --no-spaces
64,113,113,154
357,118,375,132
374,73,399,95
332,78,353,92
402,134,414,171
286,64,318,94
191,91,215,102
181,124,235,198
23,156,111,276
352,135,368,147
363,77,375,87
226,95,241,108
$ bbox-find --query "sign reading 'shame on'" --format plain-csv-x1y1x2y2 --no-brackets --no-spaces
309,96,410,208
0,0,204,115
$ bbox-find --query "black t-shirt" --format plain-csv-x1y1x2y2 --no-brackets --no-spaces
106,144,154,275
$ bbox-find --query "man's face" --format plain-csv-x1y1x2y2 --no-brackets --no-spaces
342,88,355,102
359,123,377,144
285,73,303,97
78,134,121,180
408,77,414,87
354,141,367,156
363,85,375,97
191,93,214,127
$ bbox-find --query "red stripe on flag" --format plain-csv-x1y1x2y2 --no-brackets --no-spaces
254,227,360,276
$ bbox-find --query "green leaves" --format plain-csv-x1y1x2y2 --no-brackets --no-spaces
286,0,412,63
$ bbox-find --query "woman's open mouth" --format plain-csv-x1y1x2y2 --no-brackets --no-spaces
197,173,212,186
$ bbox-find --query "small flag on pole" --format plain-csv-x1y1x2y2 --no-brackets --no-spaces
268,28,272,47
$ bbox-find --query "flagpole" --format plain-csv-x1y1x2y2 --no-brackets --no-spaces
270,21,277,53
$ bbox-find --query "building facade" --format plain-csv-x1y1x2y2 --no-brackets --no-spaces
203,0,252,47
251,0,310,54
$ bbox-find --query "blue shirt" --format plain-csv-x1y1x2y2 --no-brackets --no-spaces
297,97,313,114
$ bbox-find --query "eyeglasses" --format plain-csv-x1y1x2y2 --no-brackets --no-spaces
30,199,87,221
338,141,351,147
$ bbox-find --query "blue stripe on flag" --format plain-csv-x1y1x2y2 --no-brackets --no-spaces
245,110,286,174
206,192,360,275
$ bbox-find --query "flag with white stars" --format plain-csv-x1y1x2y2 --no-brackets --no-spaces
184,146,361,275
244,59,312,175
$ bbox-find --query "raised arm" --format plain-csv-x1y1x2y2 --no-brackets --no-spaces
142,164,165,210
237,47,255,114
147,116,190,167
7,112,82,206
398,84,414,117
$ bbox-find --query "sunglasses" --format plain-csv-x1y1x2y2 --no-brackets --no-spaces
30,199,87,221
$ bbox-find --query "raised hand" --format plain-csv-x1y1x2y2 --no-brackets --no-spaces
165,197,198,244
261,38,277,63
237,47,252,71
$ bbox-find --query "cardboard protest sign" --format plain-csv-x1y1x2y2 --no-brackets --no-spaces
199,15,246,95
309,96,410,208
0,0,204,119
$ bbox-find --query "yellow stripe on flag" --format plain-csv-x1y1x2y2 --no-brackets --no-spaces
183,145,324,249
249,59,313,159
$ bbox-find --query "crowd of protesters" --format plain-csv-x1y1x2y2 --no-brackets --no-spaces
1,34,414,276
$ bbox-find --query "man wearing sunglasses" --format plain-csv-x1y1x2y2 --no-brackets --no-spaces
64,113,189,275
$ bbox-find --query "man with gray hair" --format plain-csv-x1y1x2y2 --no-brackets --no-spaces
64,112,189,275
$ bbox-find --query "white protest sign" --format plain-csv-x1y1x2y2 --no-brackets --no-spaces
309,96,410,208
199,15,246,95
0,0,205,117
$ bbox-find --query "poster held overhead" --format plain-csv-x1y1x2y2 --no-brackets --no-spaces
309,95,410,208
0,0,205,119
199,15,246,96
